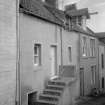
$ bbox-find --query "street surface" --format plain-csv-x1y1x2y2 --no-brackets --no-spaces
75,96,105,105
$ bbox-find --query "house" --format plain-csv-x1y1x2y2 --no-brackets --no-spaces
19,0,81,105
0,0,103,105
65,4,99,96
96,32,105,92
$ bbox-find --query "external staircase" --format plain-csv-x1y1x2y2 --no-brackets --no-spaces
34,78,66,105
32,77,76,105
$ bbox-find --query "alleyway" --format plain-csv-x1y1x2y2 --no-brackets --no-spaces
75,96,105,105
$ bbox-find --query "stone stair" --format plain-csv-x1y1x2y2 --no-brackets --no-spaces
34,79,66,105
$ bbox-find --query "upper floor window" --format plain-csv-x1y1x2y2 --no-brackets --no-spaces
34,44,41,66
77,16,82,26
82,36,87,57
71,16,77,26
90,38,95,57
68,47,72,62
101,53,104,69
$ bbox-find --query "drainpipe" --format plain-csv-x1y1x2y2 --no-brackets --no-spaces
16,0,21,105
60,27,63,76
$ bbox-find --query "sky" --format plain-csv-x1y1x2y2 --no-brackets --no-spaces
59,0,105,33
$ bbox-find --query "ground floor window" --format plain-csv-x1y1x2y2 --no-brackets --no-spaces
34,44,41,66
91,65,96,86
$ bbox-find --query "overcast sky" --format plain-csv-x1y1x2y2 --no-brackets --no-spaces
59,0,105,32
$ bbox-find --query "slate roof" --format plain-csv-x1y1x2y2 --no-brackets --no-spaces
95,32,105,38
66,8,90,19
20,0,62,26
72,25,95,37
19,0,95,37
44,4,66,23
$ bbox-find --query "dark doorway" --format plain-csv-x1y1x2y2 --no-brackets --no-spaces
102,77,104,89
80,68,84,96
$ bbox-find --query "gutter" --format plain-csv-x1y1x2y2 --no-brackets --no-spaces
16,0,21,105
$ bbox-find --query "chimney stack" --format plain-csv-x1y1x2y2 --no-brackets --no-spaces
65,4,77,11
44,0,58,8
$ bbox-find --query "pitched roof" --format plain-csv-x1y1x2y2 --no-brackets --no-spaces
44,4,66,23
95,32,105,38
19,0,94,37
19,0,62,26
72,25,95,37
66,8,90,19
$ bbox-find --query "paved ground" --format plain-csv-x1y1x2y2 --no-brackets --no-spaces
75,95,105,105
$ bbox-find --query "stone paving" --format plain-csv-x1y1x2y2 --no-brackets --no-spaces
75,95,105,105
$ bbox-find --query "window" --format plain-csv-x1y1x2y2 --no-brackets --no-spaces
34,44,41,66
90,39,95,57
71,16,77,26
91,65,96,86
101,54,104,69
68,47,72,62
77,16,82,26
82,36,87,57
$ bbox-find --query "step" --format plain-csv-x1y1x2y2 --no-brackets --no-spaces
39,94,59,101
46,85,64,91
48,80,66,86
43,89,62,96
34,99,58,105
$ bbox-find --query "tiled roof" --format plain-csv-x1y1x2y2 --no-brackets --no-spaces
95,32,105,38
66,8,90,19
19,0,62,26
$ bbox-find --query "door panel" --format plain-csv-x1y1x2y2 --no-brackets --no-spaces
50,46,57,77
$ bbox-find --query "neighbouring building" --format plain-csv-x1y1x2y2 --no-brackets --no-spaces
0,0,16,105
96,32,105,92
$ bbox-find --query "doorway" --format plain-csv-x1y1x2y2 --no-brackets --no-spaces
80,68,84,96
50,45,57,78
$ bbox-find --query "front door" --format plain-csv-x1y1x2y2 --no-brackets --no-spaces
80,68,84,96
50,46,57,77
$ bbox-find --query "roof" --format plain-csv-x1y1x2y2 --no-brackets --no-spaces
19,0,94,37
66,8,90,19
44,4,66,23
19,0,62,26
95,32,105,38
72,25,95,37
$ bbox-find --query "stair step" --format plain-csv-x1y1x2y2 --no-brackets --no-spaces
39,94,59,101
43,89,62,96
34,99,58,105
48,80,66,86
46,85,64,91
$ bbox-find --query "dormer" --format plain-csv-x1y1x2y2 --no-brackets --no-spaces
65,5,90,30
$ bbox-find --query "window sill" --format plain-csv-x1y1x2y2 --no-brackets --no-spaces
33,65,42,72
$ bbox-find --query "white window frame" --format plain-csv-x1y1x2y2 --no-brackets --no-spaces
90,38,95,57
82,36,87,57
34,43,41,66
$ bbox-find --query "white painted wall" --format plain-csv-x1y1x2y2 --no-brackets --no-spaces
0,0,16,105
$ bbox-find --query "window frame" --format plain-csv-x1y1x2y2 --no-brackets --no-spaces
90,38,95,57
81,36,88,57
34,43,41,66
91,65,96,86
